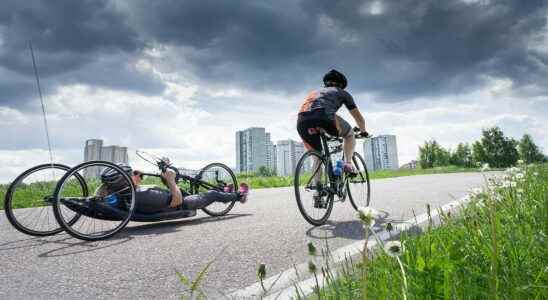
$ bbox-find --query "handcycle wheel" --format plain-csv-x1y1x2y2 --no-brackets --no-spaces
4,163,84,236
52,161,136,241
346,152,371,209
197,163,238,217
294,150,334,226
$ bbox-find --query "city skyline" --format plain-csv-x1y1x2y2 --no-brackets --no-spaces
235,126,401,175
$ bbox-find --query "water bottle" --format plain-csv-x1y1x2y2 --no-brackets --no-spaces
104,194,119,206
333,160,344,176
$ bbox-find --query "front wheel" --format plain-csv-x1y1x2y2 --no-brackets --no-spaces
52,161,136,241
294,151,334,226
197,163,238,217
346,152,371,210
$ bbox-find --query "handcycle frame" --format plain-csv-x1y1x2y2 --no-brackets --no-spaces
4,157,238,241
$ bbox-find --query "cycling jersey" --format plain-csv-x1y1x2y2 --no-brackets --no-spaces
297,87,355,151
299,87,357,118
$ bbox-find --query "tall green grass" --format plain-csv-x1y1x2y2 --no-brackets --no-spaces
308,163,547,299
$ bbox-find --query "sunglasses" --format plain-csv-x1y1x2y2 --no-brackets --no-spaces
132,171,144,179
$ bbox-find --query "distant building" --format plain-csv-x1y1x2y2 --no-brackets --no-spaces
401,160,418,169
83,139,129,177
276,139,305,176
100,145,129,164
265,133,277,174
362,135,399,170
235,127,273,173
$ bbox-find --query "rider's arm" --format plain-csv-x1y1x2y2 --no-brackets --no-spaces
349,108,367,133
162,170,183,208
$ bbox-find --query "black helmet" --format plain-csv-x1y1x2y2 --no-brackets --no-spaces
100,163,133,193
323,69,347,89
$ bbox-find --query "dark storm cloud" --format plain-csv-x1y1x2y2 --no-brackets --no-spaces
0,0,164,107
1,0,547,107
128,0,548,99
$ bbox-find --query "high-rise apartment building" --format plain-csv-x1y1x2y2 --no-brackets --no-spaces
100,145,129,164
265,133,277,174
235,127,273,173
362,135,399,170
83,139,129,177
276,139,305,176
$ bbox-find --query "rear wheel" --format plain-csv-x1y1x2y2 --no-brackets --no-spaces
294,151,334,226
52,161,136,241
197,163,238,217
347,152,371,209
4,163,84,236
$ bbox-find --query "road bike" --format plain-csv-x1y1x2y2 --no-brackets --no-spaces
294,128,371,226
4,151,238,241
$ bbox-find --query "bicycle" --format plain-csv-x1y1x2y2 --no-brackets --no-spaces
294,127,371,226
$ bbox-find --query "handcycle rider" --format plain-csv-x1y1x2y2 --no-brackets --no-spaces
296,69,369,203
98,164,250,213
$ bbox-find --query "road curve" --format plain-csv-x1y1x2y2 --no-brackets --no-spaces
0,172,494,299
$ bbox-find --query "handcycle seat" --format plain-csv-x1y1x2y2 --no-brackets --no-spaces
60,198,197,222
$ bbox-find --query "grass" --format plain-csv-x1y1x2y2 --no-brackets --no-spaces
303,163,548,299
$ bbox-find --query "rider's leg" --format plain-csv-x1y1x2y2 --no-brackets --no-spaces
182,191,237,210
335,115,354,164
181,183,249,210
297,120,323,188
311,155,322,186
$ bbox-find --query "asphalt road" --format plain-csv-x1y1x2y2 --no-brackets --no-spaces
0,172,495,299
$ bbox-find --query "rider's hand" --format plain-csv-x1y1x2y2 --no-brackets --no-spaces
161,169,177,184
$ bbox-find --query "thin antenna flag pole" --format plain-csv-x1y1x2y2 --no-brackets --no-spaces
29,41,55,166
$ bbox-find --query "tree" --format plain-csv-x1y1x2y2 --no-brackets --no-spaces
473,127,519,168
418,140,451,168
450,143,473,167
257,166,276,177
518,134,544,163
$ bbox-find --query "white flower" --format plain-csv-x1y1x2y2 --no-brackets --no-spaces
517,188,524,194
515,173,524,180
517,159,524,165
357,206,378,228
533,172,539,176
510,181,517,188
384,241,404,257
481,163,490,172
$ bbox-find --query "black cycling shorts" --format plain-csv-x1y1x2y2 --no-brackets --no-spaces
297,108,351,151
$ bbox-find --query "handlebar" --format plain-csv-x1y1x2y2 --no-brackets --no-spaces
326,127,371,142
353,127,371,139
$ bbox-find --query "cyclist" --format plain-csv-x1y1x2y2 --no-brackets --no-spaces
98,164,249,214
297,69,368,172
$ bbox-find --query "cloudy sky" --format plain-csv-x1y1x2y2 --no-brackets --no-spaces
1,0,547,182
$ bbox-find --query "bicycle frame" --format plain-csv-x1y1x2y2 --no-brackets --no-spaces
303,133,349,196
